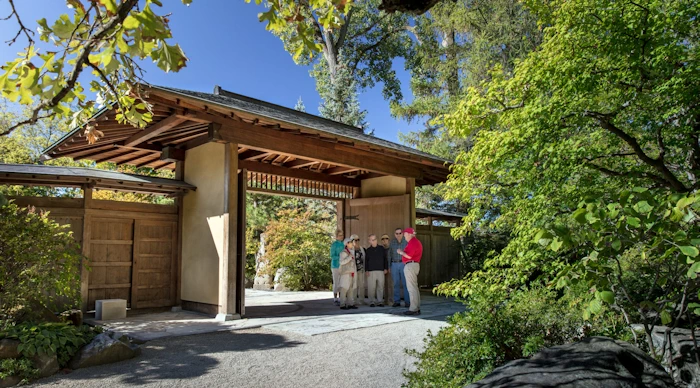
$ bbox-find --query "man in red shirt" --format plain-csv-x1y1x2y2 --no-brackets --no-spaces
397,227,423,315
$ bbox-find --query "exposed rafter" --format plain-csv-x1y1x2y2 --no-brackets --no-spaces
123,115,188,147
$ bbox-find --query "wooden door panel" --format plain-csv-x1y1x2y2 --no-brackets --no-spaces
347,195,410,246
132,220,177,309
87,218,134,310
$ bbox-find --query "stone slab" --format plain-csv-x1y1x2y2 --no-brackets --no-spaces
95,299,127,321
85,290,462,341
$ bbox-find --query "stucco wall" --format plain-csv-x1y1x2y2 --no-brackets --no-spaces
360,176,407,198
181,142,226,305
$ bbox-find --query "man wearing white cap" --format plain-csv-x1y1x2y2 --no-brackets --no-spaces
397,228,423,315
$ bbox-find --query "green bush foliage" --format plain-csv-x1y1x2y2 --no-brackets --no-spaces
0,357,38,384
460,229,510,274
540,189,700,358
0,201,83,326
405,285,630,387
264,208,333,291
1,322,101,368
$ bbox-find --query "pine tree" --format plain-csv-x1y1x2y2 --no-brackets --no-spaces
294,97,306,112
316,59,368,131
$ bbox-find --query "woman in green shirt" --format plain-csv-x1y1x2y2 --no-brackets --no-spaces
330,229,345,306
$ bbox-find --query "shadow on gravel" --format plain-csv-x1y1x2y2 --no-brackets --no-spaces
245,291,461,321
49,331,304,386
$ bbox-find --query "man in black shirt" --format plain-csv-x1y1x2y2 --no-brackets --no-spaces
365,234,389,307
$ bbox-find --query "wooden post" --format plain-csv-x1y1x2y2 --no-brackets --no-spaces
217,143,240,321
131,220,142,309
406,178,416,229
336,200,345,235
80,184,93,312
174,161,184,307
236,167,247,316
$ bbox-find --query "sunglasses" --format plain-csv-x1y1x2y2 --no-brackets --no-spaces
395,232,402,235
353,239,360,241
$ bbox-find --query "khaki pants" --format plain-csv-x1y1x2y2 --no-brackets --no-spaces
404,262,420,312
384,272,393,304
355,270,366,304
339,273,356,307
367,271,385,304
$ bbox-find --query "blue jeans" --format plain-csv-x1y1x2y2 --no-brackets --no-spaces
391,262,409,304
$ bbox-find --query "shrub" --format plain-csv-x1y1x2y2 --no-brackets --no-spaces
460,229,510,273
0,201,83,326
264,208,333,290
0,322,101,368
540,189,700,359
404,285,629,387
0,357,38,384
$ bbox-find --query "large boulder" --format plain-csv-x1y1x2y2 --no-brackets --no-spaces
0,375,21,388
468,337,675,388
0,339,20,360
273,268,290,291
32,352,59,378
69,332,140,370
632,325,700,387
253,233,274,290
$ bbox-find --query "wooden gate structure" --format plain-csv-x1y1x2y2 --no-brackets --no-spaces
1,165,193,311
31,83,453,319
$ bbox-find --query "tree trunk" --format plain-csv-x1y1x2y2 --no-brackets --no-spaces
444,28,460,98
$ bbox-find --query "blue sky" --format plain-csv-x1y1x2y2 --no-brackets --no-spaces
0,1,424,143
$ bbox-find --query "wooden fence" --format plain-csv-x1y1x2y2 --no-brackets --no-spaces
417,224,462,288
10,196,179,311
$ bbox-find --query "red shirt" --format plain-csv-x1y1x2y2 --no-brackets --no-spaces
402,238,423,264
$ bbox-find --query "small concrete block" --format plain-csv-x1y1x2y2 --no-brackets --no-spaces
95,299,127,320
215,313,241,322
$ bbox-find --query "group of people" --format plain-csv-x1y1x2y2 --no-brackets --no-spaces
330,227,423,316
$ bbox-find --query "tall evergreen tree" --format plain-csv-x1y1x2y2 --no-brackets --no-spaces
294,96,306,112
315,58,368,130
393,0,543,211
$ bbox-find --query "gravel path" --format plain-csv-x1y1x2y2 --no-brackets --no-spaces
32,318,449,388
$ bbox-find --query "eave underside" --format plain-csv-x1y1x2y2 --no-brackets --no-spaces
43,89,451,186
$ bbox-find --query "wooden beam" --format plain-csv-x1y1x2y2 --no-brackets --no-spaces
116,152,154,166
172,109,425,178
239,159,361,187
284,159,318,169
123,115,187,147
356,172,384,180
239,150,271,161
160,146,185,162
50,144,116,159
180,134,210,150
323,166,359,175
247,186,349,201
154,92,449,169
74,147,121,161
135,155,161,168
115,143,163,152
92,150,133,164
